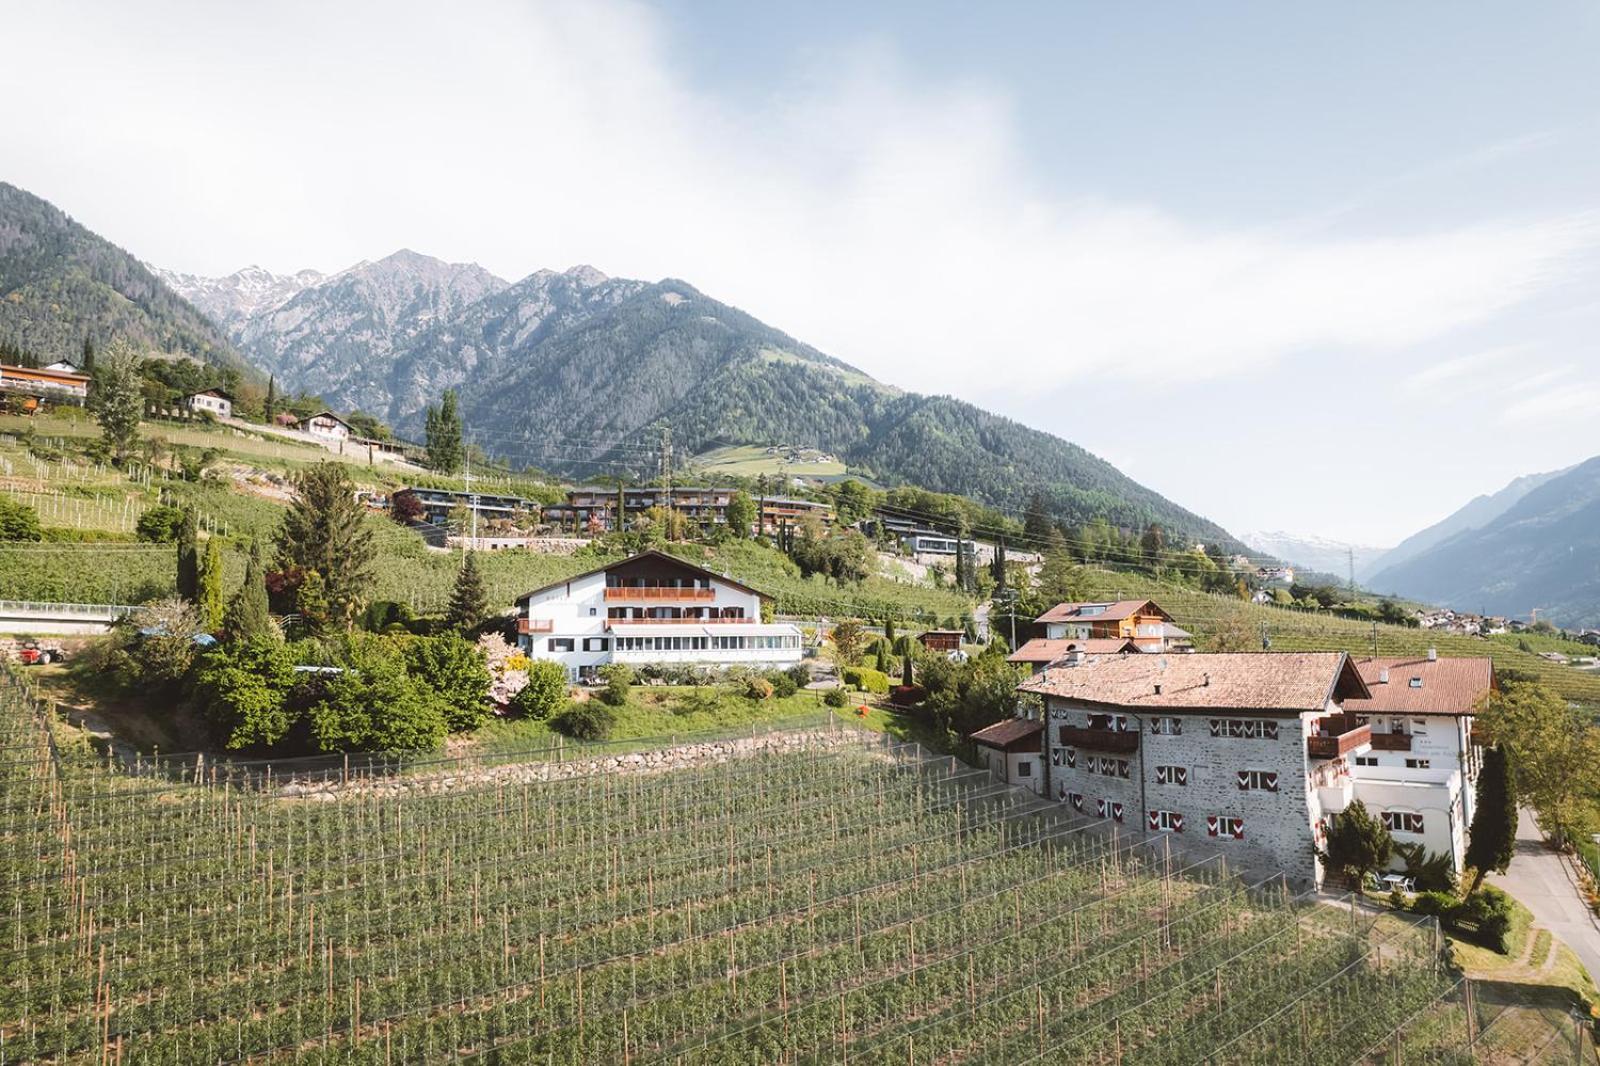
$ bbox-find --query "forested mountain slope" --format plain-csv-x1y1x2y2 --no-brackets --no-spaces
0,183,247,371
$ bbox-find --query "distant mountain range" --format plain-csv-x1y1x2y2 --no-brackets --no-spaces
1366,459,1600,627
1240,531,1390,581
0,183,247,373
153,244,1247,549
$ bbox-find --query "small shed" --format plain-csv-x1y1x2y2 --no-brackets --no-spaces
968,717,1044,794
918,629,963,653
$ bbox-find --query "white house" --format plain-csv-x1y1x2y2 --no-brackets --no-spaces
300,411,353,441
969,717,1046,794
513,550,804,681
185,389,233,419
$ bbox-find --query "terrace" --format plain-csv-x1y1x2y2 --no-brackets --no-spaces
1307,714,1371,759
604,586,717,601
1056,725,1139,753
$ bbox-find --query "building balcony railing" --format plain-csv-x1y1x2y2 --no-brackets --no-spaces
1057,726,1139,754
604,587,717,601
517,619,554,634
1307,715,1371,759
608,616,752,625
1370,731,1414,752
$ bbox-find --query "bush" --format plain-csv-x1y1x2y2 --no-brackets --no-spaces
515,660,570,720
0,497,43,542
403,634,492,732
890,684,927,706
135,505,187,543
785,663,812,689
842,667,891,695
742,675,774,701
768,672,799,698
824,687,849,708
308,634,447,754
1408,885,1531,956
597,663,634,706
194,637,300,750
553,701,616,741
1409,891,1458,918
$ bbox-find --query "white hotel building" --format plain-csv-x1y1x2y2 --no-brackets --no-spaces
1010,651,1493,887
514,550,804,681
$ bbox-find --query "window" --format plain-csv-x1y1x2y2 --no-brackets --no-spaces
1208,718,1280,740
1149,810,1184,832
1155,765,1188,786
1208,815,1245,840
1150,716,1183,736
1066,791,1084,812
1354,756,1378,767
1236,769,1280,792
582,637,609,652
548,638,575,652
1085,756,1129,778
1405,758,1431,770
1016,761,1033,778
1381,811,1425,834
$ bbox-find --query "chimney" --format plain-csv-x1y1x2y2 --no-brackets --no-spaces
1378,668,1390,685
1202,673,1210,687
1427,647,1438,662
1154,683,1163,696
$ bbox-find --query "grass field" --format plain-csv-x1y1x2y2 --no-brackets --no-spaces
0,668,1502,1065
688,442,847,478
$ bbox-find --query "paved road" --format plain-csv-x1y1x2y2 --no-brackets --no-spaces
1490,808,1600,983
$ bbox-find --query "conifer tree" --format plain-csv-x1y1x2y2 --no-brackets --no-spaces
198,536,225,631
264,375,277,421
274,462,376,627
445,551,489,634
424,389,464,474
1465,747,1517,894
176,509,200,603
81,335,95,373
224,541,277,642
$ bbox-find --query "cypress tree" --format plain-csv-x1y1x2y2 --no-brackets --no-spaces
1466,747,1518,894
224,541,276,642
176,509,200,603
274,462,376,627
264,375,277,421
198,536,225,631
901,653,914,688
445,551,488,634
991,539,1008,588
884,617,896,645
81,336,95,373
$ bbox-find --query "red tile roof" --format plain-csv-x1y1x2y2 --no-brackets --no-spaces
968,717,1044,751
1007,638,1139,664
1035,599,1172,625
1018,652,1369,712
1345,657,1495,717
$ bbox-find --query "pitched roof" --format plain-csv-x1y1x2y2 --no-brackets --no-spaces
514,549,769,604
968,717,1043,751
1018,652,1370,712
1035,599,1173,625
1345,656,1496,717
1007,638,1139,664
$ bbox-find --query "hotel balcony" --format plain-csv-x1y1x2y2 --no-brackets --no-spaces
608,616,752,625
1316,778,1355,813
604,586,718,601
1056,726,1139,754
1370,731,1414,752
1307,715,1371,759
517,619,554,635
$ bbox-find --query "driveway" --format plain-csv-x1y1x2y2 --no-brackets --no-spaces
1490,808,1600,983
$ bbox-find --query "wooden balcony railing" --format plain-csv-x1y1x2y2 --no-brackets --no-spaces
607,616,752,625
1370,731,1414,752
517,619,554,634
604,587,717,601
1307,716,1371,759
1056,726,1139,754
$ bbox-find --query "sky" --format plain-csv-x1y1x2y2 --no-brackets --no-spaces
4,0,1600,546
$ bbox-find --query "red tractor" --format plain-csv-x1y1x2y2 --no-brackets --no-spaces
14,641,67,666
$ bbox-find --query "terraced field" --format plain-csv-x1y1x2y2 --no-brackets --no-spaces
2,668,1562,1065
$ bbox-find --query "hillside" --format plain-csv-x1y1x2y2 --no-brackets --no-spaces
1364,455,1600,627
0,183,248,372
169,252,1247,549
1360,465,1569,580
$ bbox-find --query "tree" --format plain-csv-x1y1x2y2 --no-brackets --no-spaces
198,536,225,631
884,617,896,645
1478,679,1600,844
1037,544,1084,606
224,541,277,642
725,491,757,538
827,619,868,668
1023,492,1052,542
424,389,464,474
390,489,424,525
514,660,570,720
88,340,144,463
135,504,185,543
405,634,492,732
263,374,276,421
1465,746,1517,894
0,498,42,541
275,462,376,627
175,509,200,603
308,635,447,753
597,663,634,707
1321,800,1394,887
901,652,914,688
833,480,874,525
991,539,1008,589
194,638,299,750
1140,523,1166,571
445,552,489,634
80,335,95,373
116,598,205,691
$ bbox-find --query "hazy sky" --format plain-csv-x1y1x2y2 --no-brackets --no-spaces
5,0,1599,545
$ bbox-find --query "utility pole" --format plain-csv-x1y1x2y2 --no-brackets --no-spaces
1348,547,1356,599
1371,621,1379,659
757,474,768,540
660,426,673,540
464,428,477,554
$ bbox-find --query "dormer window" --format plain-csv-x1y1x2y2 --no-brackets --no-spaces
1408,677,1423,689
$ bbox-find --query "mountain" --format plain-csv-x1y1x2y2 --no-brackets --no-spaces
1241,531,1390,580
1365,456,1600,627
0,182,247,371
151,264,325,333
1359,466,1569,581
166,260,1245,549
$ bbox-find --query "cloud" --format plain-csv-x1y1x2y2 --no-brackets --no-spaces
1500,381,1600,424
1,0,1596,409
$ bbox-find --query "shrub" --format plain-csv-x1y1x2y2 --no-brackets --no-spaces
824,687,849,708
135,505,187,543
742,676,774,701
553,701,616,741
0,497,43,542
768,672,799,698
403,634,492,732
597,663,634,706
1459,885,1529,956
890,684,927,706
194,637,300,750
785,663,812,689
309,635,447,754
515,660,569,720
842,667,890,695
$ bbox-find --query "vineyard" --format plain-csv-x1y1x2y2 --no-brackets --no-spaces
2,670,1583,1064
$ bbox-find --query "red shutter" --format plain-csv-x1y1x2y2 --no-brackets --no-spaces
1112,802,1124,823
1264,772,1279,792
1149,811,1160,831
1232,819,1245,840
1206,815,1219,837
1237,770,1250,790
